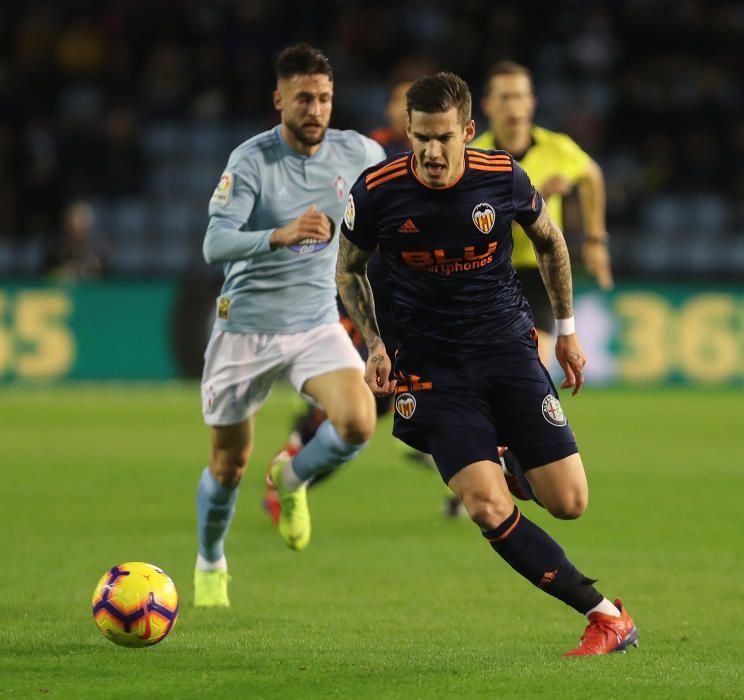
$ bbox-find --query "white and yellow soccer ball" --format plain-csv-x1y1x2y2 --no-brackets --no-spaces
91,562,179,647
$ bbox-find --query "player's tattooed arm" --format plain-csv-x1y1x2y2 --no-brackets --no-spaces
336,236,384,353
337,237,397,396
523,206,574,320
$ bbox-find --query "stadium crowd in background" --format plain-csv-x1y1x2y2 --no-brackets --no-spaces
41,199,105,280
0,0,741,278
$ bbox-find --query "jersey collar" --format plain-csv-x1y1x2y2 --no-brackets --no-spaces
410,153,467,190
490,129,536,161
274,125,329,161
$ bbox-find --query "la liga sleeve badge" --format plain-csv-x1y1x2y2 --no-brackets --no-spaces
343,193,355,231
210,171,233,205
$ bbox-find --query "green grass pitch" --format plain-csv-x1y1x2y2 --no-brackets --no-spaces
1,383,742,699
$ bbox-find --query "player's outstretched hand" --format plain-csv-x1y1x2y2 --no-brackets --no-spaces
555,334,586,396
365,339,397,396
271,204,332,248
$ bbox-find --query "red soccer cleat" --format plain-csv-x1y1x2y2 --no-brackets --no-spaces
262,442,301,526
262,479,282,526
564,599,638,656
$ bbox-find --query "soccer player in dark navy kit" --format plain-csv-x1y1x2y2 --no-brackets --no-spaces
336,72,637,656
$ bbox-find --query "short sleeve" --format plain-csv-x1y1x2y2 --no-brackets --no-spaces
554,133,591,184
359,135,387,170
340,176,377,251
512,161,543,227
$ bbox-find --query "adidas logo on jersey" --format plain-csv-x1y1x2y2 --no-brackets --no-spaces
398,218,420,233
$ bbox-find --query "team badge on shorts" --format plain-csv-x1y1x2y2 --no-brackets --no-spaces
472,202,496,234
203,384,216,413
395,392,416,419
542,394,567,426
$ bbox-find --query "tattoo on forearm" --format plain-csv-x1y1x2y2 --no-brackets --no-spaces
336,237,383,349
524,208,573,319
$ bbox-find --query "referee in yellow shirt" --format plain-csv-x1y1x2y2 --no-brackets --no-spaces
471,61,613,366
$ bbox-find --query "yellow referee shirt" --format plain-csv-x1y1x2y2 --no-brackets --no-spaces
470,125,590,268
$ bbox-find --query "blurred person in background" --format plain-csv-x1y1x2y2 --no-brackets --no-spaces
370,78,416,157
42,200,104,281
472,60,613,367
194,43,385,607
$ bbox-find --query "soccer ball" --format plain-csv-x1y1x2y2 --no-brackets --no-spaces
91,562,179,647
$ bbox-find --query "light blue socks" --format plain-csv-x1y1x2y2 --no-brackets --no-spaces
196,467,238,563
290,419,365,482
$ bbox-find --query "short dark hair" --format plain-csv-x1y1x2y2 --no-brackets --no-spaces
406,72,472,124
275,43,333,81
484,61,533,95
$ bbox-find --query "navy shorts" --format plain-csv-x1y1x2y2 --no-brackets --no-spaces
392,332,578,484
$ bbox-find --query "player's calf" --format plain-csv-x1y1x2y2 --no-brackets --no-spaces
209,423,253,487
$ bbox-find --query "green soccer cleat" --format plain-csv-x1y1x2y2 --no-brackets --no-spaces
193,568,231,608
269,459,311,551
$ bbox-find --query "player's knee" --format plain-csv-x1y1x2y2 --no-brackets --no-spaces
332,406,376,445
336,417,375,445
461,493,514,531
546,489,588,520
210,447,251,488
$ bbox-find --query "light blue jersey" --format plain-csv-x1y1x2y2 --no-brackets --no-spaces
203,125,385,333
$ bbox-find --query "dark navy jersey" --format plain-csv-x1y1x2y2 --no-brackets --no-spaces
341,148,544,356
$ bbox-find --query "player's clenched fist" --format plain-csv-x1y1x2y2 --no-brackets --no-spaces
270,204,332,248
365,339,396,396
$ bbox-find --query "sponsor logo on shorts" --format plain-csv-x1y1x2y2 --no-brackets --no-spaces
472,202,496,234
210,171,233,205
395,392,416,419
542,394,567,426
218,297,230,320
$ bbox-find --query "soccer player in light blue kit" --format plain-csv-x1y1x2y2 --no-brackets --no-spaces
194,43,386,607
